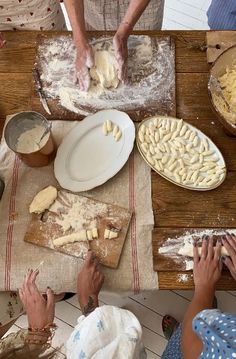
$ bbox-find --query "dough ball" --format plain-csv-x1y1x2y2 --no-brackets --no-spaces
29,185,57,214
90,50,119,89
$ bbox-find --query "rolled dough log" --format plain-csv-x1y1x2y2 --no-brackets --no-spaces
90,50,119,89
29,186,57,214
53,231,87,247
178,243,229,257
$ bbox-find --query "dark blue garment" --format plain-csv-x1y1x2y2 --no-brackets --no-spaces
207,0,236,29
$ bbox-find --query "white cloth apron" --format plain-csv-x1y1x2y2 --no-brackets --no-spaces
0,0,66,31
84,0,165,30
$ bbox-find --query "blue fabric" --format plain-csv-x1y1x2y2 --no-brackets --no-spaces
161,324,183,359
207,0,236,30
161,310,236,358
193,309,236,358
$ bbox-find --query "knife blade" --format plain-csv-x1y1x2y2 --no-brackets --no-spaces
33,68,51,115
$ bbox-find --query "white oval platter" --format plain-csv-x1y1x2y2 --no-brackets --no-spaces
136,116,226,191
54,109,135,192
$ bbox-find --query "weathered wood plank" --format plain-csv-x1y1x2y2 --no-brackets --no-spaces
152,171,236,228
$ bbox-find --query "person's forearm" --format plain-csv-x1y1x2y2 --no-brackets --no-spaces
117,0,151,39
182,286,215,359
79,294,99,316
63,0,88,47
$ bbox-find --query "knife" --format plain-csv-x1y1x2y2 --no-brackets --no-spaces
33,68,51,115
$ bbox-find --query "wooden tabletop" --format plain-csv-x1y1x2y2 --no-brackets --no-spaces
1,30,236,290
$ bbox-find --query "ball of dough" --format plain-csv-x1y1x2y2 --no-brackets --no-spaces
90,50,119,89
29,185,57,214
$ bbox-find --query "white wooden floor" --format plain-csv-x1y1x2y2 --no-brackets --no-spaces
4,1,235,358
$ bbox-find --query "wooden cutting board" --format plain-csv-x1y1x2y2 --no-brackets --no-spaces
30,33,176,121
24,190,132,269
206,31,236,63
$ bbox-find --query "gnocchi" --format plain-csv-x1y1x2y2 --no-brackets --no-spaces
137,117,226,189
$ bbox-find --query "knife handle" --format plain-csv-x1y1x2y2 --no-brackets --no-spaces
33,68,42,91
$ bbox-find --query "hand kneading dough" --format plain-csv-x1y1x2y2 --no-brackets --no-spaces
90,50,119,89
29,186,57,214
178,243,229,257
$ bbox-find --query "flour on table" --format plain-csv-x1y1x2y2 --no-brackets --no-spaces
38,35,175,115
159,228,236,270
49,192,107,233
16,126,49,153
177,273,190,283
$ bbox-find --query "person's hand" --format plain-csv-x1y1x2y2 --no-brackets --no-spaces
0,32,6,49
113,32,128,83
77,251,104,315
222,233,236,280
19,269,55,329
193,236,222,296
75,43,94,91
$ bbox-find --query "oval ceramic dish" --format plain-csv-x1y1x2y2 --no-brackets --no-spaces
54,109,135,191
136,116,226,191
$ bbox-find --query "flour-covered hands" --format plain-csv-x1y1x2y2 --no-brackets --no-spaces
75,44,94,91
113,32,128,84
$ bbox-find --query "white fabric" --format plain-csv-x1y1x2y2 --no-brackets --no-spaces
66,305,147,359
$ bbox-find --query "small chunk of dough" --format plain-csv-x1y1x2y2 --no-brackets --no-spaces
109,230,119,239
29,186,57,214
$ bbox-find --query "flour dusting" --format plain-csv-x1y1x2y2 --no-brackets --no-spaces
159,228,236,270
37,35,175,116
49,192,107,233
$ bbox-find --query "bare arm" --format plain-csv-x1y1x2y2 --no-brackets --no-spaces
181,237,222,359
116,0,151,39
63,0,87,48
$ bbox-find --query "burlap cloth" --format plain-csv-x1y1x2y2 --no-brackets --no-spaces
0,117,158,293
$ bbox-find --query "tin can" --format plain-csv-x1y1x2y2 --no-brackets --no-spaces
4,111,56,167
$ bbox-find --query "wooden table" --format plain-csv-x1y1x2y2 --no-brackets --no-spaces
1,30,236,290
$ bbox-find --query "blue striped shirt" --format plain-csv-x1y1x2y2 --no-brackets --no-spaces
207,0,236,29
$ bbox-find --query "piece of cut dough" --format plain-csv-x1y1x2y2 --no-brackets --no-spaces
102,121,108,135
106,120,113,132
109,230,119,239
53,231,87,247
104,228,110,239
115,130,122,142
113,125,119,138
92,228,98,239
90,50,119,89
178,243,229,257
29,186,57,214
87,230,93,241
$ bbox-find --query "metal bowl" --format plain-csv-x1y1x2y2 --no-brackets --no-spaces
208,45,236,136
4,111,56,167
